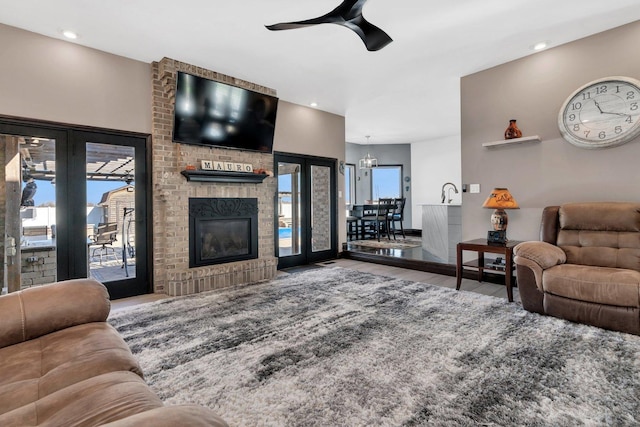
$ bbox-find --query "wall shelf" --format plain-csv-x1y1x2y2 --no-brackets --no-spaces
180,170,269,183
482,135,541,148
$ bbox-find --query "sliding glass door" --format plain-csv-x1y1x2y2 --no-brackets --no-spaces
76,131,148,299
1,128,64,293
1,119,149,299
275,153,337,268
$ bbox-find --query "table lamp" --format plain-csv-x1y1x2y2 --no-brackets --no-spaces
482,188,519,243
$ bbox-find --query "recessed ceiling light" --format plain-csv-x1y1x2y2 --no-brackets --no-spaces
532,41,548,51
62,30,78,40
310,102,318,108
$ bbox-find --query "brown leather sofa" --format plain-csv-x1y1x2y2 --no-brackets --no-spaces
0,278,228,426
514,202,640,335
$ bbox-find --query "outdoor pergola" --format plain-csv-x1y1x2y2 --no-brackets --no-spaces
20,137,135,183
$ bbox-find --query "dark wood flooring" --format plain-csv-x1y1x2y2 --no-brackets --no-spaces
341,239,456,276
341,235,518,298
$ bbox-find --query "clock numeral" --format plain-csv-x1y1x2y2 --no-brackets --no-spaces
584,130,591,138
615,126,623,134
599,131,606,139
582,92,591,100
626,116,634,124
569,114,576,121
631,102,638,111
573,124,580,132
596,85,608,95
616,85,622,93
571,102,582,111
627,91,636,100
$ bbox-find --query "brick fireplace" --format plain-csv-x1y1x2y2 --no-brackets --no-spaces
189,197,258,268
152,58,278,296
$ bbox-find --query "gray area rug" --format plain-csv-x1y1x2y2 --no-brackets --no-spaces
109,267,640,426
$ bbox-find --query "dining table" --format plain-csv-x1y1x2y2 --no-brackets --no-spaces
348,201,397,240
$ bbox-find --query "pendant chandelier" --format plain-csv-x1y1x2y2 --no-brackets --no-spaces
359,135,378,169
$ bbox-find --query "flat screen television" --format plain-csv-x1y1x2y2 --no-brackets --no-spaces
173,71,278,153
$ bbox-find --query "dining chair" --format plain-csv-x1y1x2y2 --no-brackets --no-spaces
361,199,393,241
388,197,406,239
347,205,364,240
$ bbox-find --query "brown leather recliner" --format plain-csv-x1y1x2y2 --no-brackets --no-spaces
514,202,640,335
0,278,228,426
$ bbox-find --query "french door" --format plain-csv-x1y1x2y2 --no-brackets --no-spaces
1,119,150,299
275,152,337,269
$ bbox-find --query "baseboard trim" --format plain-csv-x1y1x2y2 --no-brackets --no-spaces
338,250,511,286
340,250,455,276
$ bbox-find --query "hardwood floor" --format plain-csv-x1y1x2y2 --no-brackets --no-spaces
320,259,520,302
110,292,169,313
110,258,520,312
340,235,520,302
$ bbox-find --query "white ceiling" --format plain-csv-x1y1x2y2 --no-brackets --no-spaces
1,1,640,145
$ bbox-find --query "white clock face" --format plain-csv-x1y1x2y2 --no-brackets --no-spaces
558,76,640,149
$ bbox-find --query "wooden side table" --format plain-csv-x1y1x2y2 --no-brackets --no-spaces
456,238,523,302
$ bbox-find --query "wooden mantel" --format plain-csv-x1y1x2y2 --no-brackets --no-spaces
180,170,269,184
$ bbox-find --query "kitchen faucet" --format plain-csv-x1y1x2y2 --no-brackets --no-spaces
441,182,459,204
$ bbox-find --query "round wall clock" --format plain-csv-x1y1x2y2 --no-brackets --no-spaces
558,76,640,149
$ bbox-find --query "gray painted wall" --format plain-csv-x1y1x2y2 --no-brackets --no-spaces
346,142,413,230
461,21,640,243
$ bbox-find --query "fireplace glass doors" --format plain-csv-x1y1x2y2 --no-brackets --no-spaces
198,219,250,261
189,198,258,268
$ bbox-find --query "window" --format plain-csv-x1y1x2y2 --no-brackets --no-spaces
344,163,355,205
371,165,402,200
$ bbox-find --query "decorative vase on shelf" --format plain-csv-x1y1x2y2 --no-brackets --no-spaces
504,119,523,140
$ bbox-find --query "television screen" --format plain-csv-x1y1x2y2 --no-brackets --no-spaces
173,71,278,153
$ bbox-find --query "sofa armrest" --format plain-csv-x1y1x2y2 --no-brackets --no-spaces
514,241,566,291
99,405,229,427
0,278,110,349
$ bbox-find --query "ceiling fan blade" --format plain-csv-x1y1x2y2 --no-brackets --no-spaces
266,16,334,31
265,0,392,51
345,17,393,51
328,0,364,19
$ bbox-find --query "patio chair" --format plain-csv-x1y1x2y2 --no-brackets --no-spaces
89,223,118,264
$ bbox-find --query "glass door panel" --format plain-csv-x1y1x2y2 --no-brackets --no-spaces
277,162,302,257
86,142,136,282
275,153,336,269
74,130,148,300
311,165,331,253
1,121,149,299
2,134,58,293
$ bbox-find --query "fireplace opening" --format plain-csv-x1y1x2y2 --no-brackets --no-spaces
189,198,258,268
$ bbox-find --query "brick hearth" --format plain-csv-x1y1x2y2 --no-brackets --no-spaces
151,58,277,296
